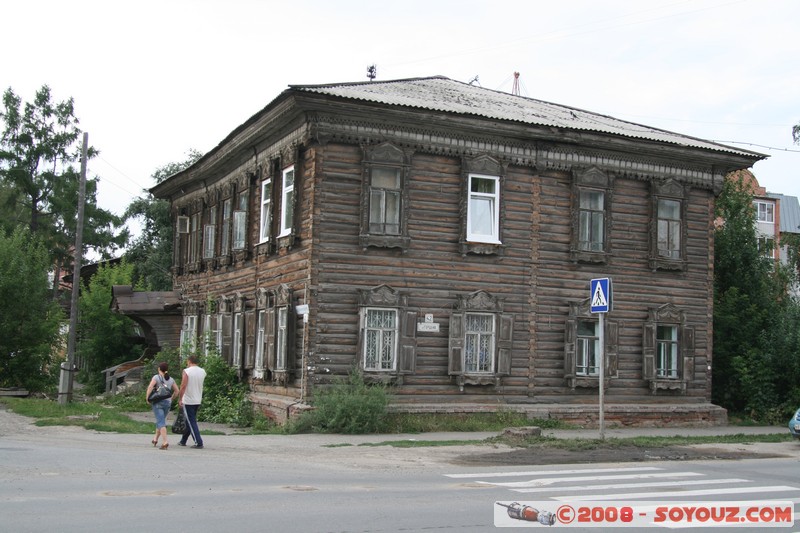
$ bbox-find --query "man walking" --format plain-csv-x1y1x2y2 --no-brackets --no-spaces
178,355,207,449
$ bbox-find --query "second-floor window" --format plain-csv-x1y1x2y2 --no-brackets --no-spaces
188,213,201,263
220,198,232,256
467,174,500,243
578,190,605,252
657,198,682,259
203,206,216,260
279,166,295,237
755,201,774,223
259,178,272,243
368,167,401,235
233,190,248,250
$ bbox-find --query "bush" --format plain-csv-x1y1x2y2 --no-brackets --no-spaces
293,370,390,434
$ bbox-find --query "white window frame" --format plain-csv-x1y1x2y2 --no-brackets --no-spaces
362,307,398,371
466,173,500,244
259,178,272,243
576,319,599,376
233,312,243,367
279,166,295,238
180,315,198,356
656,325,679,379
463,312,496,374
755,201,774,223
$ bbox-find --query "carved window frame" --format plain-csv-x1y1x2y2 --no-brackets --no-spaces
643,303,695,394
564,299,618,391
276,147,301,251
459,155,505,256
448,290,513,390
359,142,412,251
571,167,613,264
650,179,688,271
356,285,417,384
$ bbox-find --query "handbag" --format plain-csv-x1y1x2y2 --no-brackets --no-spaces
148,376,172,403
172,410,187,434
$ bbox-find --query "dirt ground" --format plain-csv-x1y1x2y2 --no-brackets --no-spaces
452,443,792,466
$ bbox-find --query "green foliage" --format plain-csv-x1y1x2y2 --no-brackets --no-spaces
124,150,202,291
0,228,63,391
76,261,142,393
197,351,252,426
713,174,800,421
0,85,127,266
381,411,561,433
291,370,390,434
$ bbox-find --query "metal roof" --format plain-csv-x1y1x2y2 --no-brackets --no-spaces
292,76,763,158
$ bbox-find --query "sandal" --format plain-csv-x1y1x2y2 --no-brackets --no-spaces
160,443,169,450
151,440,158,447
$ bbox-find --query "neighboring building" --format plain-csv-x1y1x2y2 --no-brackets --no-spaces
767,192,800,274
134,76,765,426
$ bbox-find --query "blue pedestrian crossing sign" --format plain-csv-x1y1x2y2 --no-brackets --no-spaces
590,278,611,313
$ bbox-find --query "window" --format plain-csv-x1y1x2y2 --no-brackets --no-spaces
755,201,774,223
220,198,232,256
448,290,513,390
656,325,678,379
259,178,272,243
358,285,417,380
233,312,243,367
279,166,294,237
578,190,604,252
368,167,401,235
233,191,248,250
650,180,686,270
758,236,776,257
363,308,397,371
255,310,266,375
188,213,201,263
276,306,288,370
657,198,681,259
571,167,612,263
467,174,500,243
202,313,220,355
180,314,198,355
464,313,495,373
576,319,599,376
203,206,216,260
643,303,695,394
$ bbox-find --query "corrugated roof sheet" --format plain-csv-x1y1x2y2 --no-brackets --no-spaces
293,76,763,158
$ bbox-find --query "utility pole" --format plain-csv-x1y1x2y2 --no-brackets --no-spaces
59,132,88,405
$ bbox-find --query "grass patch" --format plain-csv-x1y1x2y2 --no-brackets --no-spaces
1,397,153,434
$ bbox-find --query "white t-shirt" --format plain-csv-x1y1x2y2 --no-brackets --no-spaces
182,365,206,405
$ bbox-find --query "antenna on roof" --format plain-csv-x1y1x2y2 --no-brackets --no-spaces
512,72,520,96
468,75,480,86
367,64,377,81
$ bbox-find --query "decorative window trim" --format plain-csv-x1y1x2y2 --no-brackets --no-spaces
266,284,295,385
643,303,695,395
459,155,505,256
448,290,513,391
564,299,619,391
649,179,688,271
359,142,412,251
356,285,417,384
259,176,273,244
570,167,613,264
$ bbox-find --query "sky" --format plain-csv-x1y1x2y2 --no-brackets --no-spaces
2,0,799,240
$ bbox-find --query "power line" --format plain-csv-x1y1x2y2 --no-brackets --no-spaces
710,141,800,153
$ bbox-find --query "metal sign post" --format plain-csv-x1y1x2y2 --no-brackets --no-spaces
590,278,611,440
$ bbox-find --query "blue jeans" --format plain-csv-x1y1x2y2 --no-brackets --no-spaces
151,399,171,429
181,404,203,446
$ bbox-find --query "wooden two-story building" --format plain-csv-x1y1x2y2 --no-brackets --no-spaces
147,76,764,425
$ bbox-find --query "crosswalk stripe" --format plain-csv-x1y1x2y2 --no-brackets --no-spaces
479,471,703,488
511,478,750,493
444,466,662,479
554,485,798,501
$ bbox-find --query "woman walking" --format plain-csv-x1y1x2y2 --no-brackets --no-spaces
145,362,179,450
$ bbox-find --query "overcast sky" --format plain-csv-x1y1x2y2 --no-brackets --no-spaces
3,0,798,235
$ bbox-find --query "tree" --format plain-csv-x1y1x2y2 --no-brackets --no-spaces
0,228,63,391
712,173,798,420
76,261,142,393
0,85,128,274
125,149,202,291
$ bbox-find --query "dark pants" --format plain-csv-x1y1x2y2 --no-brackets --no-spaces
181,404,203,446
